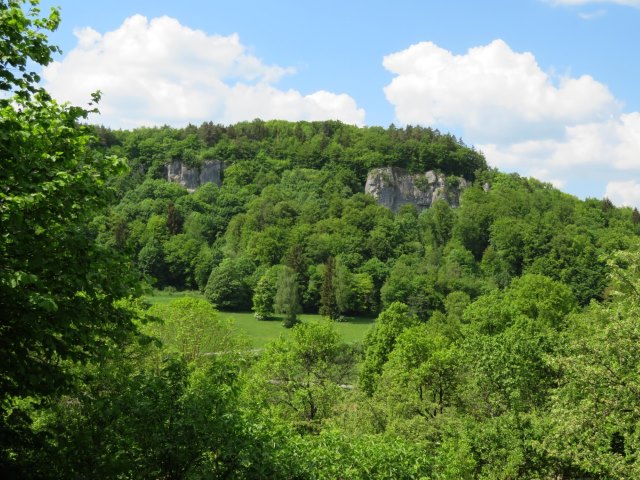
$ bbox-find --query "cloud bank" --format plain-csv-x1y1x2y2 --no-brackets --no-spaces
383,39,640,207
43,15,365,128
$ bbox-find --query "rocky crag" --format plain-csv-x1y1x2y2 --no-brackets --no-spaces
165,159,226,192
365,167,469,212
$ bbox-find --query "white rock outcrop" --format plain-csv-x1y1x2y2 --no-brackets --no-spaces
365,167,468,212
166,159,226,192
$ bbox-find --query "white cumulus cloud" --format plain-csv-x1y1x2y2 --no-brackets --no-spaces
43,15,365,128
477,113,640,183
383,39,619,144
605,181,640,207
383,39,640,207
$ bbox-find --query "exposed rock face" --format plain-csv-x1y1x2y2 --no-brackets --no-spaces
365,167,469,212
166,159,226,192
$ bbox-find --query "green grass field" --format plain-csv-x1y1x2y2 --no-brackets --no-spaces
144,290,375,348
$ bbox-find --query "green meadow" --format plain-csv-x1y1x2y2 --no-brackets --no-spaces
145,290,374,348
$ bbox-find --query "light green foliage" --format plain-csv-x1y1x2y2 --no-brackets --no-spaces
211,310,374,348
193,243,217,291
245,322,354,429
146,297,242,362
464,273,577,334
142,213,170,243
0,0,61,97
36,351,289,479
287,430,434,479
350,272,376,315
334,256,354,316
381,256,443,319
461,275,576,416
444,290,471,324
0,65,139,400
0,2,146,472
7,3,640,473
441,274,580,476
431,418,477,479
437,240,482,295
274,265,302,327
360,302,419,395
421,198,455,247
252,266,279,320
162,233,202,288
502,273,577,330
463,317,558,415
247,225,289,265
541,248,640,478
376,323,460,427
97,119,629,323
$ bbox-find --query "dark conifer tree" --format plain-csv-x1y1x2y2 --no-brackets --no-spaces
320,256,339,320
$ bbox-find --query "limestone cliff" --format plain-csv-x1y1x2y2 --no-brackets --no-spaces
364,167,469,212
166,159,226,192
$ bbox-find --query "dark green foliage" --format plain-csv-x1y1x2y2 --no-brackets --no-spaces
204,256,255,310
13,110,640,479
319,256,340,319
166,200,181,234
138,239,167,283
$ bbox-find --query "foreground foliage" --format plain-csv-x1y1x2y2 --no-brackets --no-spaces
0,1,143,473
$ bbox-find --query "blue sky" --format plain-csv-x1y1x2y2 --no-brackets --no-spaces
36,0,640,206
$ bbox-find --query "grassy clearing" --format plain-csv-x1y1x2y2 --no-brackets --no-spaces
145,289,206,306
144,291,375,348
222,311,374,348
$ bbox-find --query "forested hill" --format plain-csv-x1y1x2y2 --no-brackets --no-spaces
95,119,486,187
92,120,640,319
8,3,640,476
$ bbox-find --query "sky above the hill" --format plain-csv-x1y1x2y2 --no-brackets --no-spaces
36,0,640,207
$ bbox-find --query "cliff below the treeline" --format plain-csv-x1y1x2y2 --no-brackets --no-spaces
165,159,226,192
364,167,469,212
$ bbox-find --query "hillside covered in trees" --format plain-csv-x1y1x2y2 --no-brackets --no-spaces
4,2,640,478
94,119,637,319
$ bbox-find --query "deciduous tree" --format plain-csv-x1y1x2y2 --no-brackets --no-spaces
274,266,302,327
0,1,143,471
